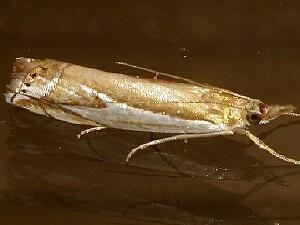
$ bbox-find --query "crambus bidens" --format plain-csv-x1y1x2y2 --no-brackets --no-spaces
5,58,300,165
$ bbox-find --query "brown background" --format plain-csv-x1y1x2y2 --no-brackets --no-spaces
0,1,299,225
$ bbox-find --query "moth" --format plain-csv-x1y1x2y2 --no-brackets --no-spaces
5,57,300,164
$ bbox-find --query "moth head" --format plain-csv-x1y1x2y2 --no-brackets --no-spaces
246,102,298,125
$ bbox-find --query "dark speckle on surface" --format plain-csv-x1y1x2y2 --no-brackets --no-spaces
0,1,300,225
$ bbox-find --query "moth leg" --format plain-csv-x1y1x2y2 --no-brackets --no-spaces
237,129,300,165
126,131,231,162
77,126,107,139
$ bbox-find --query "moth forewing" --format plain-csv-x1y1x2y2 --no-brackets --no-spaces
5,57,300,165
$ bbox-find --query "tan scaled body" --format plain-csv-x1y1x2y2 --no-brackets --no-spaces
5,58,300,164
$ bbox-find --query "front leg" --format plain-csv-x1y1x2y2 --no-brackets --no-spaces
235,128,300,165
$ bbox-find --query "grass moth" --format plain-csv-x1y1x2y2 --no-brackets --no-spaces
5,58,300,164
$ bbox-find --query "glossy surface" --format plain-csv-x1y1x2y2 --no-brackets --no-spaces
0,1,300,225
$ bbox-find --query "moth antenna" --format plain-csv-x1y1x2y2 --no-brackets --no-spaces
240,130,300,165
116,61,252,101
116,61,200,85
